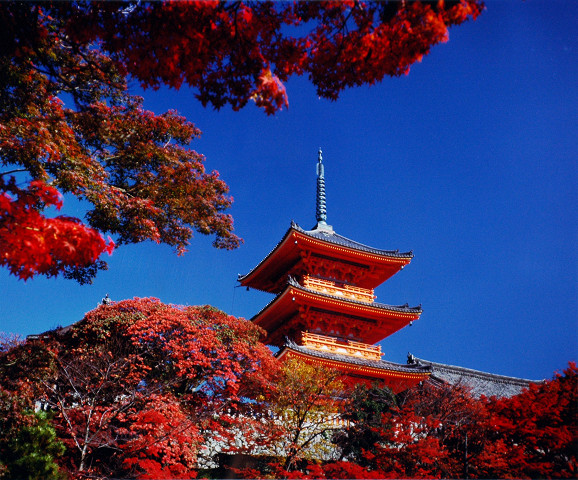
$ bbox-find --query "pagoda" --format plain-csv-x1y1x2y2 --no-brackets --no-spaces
239,150,431,393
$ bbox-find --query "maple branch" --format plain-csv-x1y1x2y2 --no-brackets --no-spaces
0,169,28,177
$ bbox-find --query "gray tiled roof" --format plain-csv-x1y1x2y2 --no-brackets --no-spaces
281,340,432,374
293,222,413,258
408,354,542,398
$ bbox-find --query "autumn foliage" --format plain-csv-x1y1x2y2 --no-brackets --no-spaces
0,298,279,478
483,364,578,478
237,366,577,480
0,299,576,479
0,1,482,281
0,178,114,281
62,1,483,113
269,358,346,471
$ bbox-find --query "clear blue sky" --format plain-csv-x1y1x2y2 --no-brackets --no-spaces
1,1,575,381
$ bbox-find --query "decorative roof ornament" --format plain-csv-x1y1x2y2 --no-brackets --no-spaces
315,148,332,231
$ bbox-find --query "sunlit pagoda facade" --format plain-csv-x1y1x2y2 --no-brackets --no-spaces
239,150,431,393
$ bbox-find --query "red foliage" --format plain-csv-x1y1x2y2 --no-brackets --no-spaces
0,298,279,479
120,394,199,479
1,313,576,479
483,363,578,478
0,1,482,281
264,371,577,479
63,1,483,113
321,460,384,479
0,3,242,282
356,369,578,479
0,178,113,280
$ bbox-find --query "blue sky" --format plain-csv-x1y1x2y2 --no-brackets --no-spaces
1,1,575,381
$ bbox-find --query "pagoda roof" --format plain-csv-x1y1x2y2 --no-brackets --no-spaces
408,354,543,398
278,341,431,393
239,221,413,293
251,278,421,345
292,222,413,258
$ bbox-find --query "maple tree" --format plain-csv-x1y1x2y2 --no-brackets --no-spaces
329,369,577,480
1,313,576,480
0,179,114,282
0,298,279,479
0,333,65,479
373,382,488,478
481,363,578,479
0,1,482,282
251,368,577,480
268,358,345,470
62,0,484,113
232,357,346,479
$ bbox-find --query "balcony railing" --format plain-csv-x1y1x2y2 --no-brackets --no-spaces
302,275,375,303
302,331,382,361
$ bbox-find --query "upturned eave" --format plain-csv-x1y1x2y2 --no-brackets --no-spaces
278,342,431,393
239,222,414,293
251,280,421,345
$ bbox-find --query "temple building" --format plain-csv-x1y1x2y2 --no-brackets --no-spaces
239,150,536,397
407,354,537,398
239,150,431,393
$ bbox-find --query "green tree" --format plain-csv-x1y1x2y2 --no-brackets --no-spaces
0,390,64,480
6,411,65,480
334,383,397,465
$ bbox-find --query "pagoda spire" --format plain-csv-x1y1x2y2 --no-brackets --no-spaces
316,148,329,228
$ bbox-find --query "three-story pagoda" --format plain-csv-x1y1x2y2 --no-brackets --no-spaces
239,150,431,392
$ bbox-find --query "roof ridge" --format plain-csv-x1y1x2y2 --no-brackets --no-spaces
293,222,414,258
408,354,542,385
239,221,414,284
